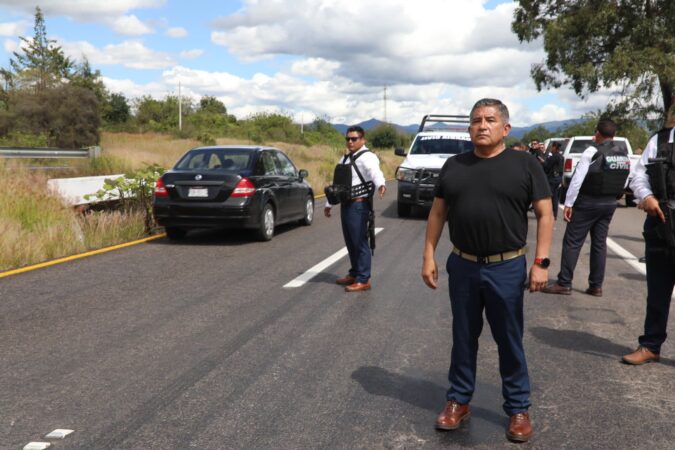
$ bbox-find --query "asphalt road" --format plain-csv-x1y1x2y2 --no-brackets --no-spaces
1,183,674,450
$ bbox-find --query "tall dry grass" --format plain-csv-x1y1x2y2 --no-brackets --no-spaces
0,132,402,272
0,160,146,271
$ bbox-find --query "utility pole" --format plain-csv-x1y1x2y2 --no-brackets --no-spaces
383,86,388,124
178,81,182,131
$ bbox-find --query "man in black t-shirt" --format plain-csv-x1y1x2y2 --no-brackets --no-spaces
422,98,553,443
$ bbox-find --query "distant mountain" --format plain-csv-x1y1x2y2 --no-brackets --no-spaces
332,117,585,138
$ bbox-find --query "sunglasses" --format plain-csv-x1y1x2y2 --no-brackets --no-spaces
345,136,362,142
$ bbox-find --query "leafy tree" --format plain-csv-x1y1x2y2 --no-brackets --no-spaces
198,96,227,115
512,0,675,125
521,126,553,144
103,92,130,125
8,6,73,92
368,124,410,149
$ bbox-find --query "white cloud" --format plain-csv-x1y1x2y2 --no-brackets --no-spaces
0,1,165,21
179,49,203,59
165,27,187,38
109,15,154,36
3,38,18,53
0,21,29,37
62,40,175,69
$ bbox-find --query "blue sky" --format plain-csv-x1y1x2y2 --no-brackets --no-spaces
0,0,615,126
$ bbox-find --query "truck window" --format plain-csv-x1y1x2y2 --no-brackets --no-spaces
410,136,474,155
569,139,628,154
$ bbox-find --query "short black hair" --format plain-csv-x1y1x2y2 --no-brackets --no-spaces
470,98,510,124
346,126,365,137
551,142,561,149
596,119,617,138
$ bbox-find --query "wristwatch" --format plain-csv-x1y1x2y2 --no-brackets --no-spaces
534,257,550,268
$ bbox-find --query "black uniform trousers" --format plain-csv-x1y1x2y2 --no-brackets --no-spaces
548,176,562,219
557,200,617,289
639,215,675,353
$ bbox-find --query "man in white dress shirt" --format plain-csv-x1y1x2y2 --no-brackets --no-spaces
542,119,630,297
622,119,675,365
324,126,386,292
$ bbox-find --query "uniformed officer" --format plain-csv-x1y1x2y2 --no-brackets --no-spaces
542,119,630,297
542,141,564,219
324,126,386,292
422,98,553,443
622,122,675,365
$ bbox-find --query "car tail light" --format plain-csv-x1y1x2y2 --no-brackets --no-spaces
154,178,168,197
564,158,573,172
231,177,256,197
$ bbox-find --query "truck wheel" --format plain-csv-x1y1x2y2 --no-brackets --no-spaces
397,202,411,217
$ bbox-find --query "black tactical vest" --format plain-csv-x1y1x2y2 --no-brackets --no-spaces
332,150,374,200
648,128,675,200
579,141,631,196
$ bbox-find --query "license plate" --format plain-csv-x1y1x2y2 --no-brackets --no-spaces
188,187,208,198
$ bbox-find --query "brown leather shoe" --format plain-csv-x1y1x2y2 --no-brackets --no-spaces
435,400,470,430
622,346,660,365
336,275,356,286
541,282,571,295
585,287,603,297
344,281,371,292
506,412,533,442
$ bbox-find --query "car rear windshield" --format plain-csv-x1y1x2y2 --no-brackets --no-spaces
568,139,628,154
174,149,254,171
409,136,475,155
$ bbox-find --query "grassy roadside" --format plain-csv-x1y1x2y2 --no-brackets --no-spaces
0,132,402,272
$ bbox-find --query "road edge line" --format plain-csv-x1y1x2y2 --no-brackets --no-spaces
0,234,166,280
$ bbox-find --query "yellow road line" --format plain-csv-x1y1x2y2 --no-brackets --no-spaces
0,234,166,279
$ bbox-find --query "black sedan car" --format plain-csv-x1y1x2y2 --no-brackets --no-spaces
153,145,314,241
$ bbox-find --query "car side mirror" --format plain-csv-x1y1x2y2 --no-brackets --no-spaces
298,169,309,179
395,147,406,156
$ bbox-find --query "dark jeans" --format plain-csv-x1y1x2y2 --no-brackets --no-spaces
340,201,371,283
446,253,530,415
548,177,562,219
557,202,617,289
638,216,675,353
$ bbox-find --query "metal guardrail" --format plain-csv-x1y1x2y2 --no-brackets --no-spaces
0,146,101,159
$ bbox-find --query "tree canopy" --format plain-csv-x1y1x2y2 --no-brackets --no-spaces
512,0,675,126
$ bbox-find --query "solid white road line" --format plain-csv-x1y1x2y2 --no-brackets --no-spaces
24,443,51,450
607,237,646,276
284,227,384,288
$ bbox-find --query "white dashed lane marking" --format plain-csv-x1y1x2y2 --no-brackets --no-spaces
284,227,384,288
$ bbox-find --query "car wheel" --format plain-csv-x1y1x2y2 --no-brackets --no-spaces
397,202,411,217
256,203,275,241
165,226,187,240
300,195,314,225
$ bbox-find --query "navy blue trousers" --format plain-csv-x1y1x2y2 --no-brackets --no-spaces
557,203,617,289
340,201,371,283
639,216,675,352
548,176,562,219
446,253,530,415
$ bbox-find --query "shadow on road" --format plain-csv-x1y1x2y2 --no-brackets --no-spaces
530,326,675,367
147,222,302,247
350,366,505,429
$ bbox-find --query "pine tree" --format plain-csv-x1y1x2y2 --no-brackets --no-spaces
9,6,73,92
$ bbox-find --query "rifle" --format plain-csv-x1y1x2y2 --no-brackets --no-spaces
646,157,675,253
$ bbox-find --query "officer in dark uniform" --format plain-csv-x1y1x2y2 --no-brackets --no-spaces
542,119,630,297
542,141,564,219
622,124,675,364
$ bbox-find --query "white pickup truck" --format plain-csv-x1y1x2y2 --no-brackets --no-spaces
558,136,640,206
